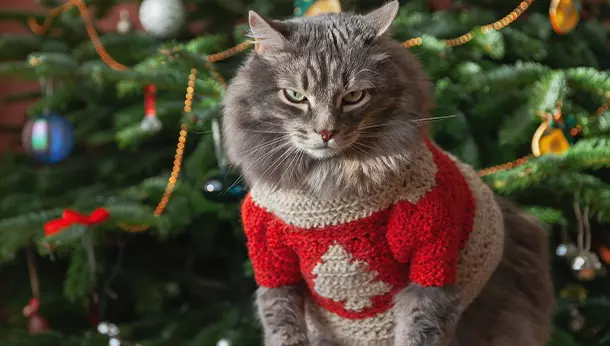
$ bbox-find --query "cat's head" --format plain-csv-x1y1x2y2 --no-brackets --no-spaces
222,1,432,197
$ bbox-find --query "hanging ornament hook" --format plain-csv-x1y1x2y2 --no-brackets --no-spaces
40,77,54,116
211,118,228,173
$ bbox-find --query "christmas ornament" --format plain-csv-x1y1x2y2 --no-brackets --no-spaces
532,104,580,157
556,243,578,259
202,172,247,202
571,252,603,280
140,84,162,133
569,306,586,331
599,245,610,264
550,0,582,35
570,201,605,280
24,250,49,334
22,112,74,164
116,9,132,34
294,0,341,17
138,0,186,39
559,283,588,302
557,227,579,260
43,208,111,237
23,298,49,334
217,339,231,346
202,118,247,202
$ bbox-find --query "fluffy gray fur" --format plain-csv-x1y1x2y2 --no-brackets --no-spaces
222,1,554,345
222,1,430,199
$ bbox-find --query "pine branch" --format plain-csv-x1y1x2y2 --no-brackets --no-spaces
565,67,610,96
72,32,157,65
0,209,62,263
485,150,610,197
472,28,505,59
104,203,168,231
565,137,610,169
530,71,567,115
0,35,44,61
0,61,36,79
63,245,93,303
502,27,547,60
27,52,80,78
0,209,62,234
470,61,551,91
522,206,566,226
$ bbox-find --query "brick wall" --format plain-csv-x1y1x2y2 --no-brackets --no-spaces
0,0,142,153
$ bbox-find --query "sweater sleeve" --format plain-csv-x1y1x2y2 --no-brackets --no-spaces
241,195,302,288
387,190,461,288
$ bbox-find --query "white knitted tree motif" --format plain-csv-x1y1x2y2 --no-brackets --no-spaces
311,243,392,312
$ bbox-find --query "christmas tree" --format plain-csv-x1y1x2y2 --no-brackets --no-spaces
0,0,609,345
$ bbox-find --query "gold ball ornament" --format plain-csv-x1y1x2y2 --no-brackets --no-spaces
559,284,588,302
549,0,582,35
532,121,571,157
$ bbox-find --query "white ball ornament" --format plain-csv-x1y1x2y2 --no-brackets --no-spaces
138,0,186,39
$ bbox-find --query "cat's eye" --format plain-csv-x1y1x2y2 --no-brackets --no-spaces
342,90,366,105
283,89,307,103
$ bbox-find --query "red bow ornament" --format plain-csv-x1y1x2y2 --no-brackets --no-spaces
44,208,111,237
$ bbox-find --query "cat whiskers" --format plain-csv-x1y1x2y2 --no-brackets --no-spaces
254,145,299,191
410,114,457,125
237,135,288,156
279,147,305,187
243,129,294,135
227,137,291,192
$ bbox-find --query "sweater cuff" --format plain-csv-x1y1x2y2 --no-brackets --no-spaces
408,256,457,287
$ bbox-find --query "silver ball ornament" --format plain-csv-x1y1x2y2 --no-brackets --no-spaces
139,0,186,39
571,252,604,281
556,243,578,259
217,339,231,346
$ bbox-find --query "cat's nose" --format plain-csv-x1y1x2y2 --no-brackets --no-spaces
318,129,338,142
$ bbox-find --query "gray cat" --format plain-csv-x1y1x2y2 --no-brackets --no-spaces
221,2,554,345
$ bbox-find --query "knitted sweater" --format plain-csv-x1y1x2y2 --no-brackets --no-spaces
242,138,504,346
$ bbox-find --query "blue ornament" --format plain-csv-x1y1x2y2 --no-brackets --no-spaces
202,171,247,203
22,113,74,164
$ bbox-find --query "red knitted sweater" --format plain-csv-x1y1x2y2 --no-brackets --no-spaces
241,139,476,320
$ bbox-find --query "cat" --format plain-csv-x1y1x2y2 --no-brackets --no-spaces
221,1,554,345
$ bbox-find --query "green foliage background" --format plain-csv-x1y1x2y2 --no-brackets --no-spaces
0,0,609,345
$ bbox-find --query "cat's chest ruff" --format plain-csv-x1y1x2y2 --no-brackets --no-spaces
248,140,438,229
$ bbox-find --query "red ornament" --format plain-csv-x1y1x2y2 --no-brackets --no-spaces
23,298,49,334
600,245,610,265
141,84,162,132
144,84,157,119
44,208,111,237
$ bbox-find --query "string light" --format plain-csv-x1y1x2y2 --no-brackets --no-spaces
403,0,534,48
118,71,196,233
478,156,532,177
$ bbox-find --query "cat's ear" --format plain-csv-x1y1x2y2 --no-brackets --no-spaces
364,0,399,37
248,11,287,54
